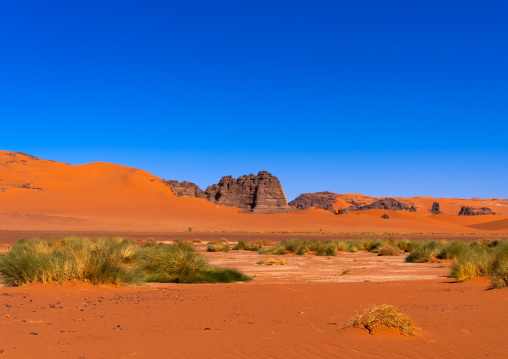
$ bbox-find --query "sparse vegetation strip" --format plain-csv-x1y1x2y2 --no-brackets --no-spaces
0,237,250,286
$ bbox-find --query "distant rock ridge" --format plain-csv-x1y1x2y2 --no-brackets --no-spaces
163,171,291,214
458,206,497,216
162,180,206,199
288,191,338,214
338,198,410,214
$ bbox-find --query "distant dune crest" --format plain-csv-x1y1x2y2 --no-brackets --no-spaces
1,150,507,232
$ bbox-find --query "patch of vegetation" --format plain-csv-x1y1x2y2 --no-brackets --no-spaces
0,237,141,286
344,304,420,336
405,241,445,263
341,268,353,275
377,245,401,256
136,242,249,283
233,240,262,251
207,242,230,252
257,258,288,266
0,237,250,286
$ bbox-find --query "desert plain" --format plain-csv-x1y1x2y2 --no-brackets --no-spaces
1,150,508,358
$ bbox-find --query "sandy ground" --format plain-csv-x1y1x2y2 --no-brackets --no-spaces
0,249,507,358
1,151,508,358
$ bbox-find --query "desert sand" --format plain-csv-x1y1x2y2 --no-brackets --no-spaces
1,150,507,358
0,250,506,358
1,151,508,234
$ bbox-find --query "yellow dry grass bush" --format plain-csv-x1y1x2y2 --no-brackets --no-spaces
344,304,420,336
377,245,401,256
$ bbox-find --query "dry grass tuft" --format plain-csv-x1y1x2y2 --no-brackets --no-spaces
257,258,288,266
344,304,420,336
207,242,230,252
377,245,401,256
341,268,353,275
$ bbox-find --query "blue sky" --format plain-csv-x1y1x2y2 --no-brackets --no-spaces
1,1,507,200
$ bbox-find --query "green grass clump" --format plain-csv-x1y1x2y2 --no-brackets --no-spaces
0,237,250,286
490,256,508,289
450,250,495,282
233,240,262,251
450,241,508,283
136,243,249,283
405,241,445,263
207,242,230,252
0,237,141,286
358,239,385,253
437,240,472,260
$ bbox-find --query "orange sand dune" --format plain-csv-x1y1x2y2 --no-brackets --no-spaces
1,150,507,234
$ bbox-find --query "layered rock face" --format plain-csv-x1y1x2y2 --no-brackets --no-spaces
288,191,338,214
458,206,496,216
430,202,442,214
205,171,290,214
162,180,206,199
338,198,409,214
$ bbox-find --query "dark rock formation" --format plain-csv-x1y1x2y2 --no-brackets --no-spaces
288,191,337,214
205,171,290,213
458,206,497,216
381,214,390,219
409,205,417,212
162,180,206,199
430,202,442,214
337,198,409,214
364,198,409,211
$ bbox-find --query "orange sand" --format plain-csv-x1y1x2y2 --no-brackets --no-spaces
1,150,507,233
0,253,505,358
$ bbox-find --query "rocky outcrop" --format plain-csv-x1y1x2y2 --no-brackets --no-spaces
162,180,206,199
458,206,496,216
338,198,409,214
288,191,338,214
409,205,417,212
205,171,290,213
364,198,409,210
381,214,390,219
430,202,442,214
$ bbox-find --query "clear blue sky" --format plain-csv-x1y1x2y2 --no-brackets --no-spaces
1,1,507,200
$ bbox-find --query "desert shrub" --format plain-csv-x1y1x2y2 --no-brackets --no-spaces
219,238,228,243
335,241,347,252
284,239,305,253
359,239,385,253
405,241,445,263
450,250,495,282
142,238,160,247
192,239,202,244
377,245,400,256
233,240,262,251
257,258,288,266
136,243,249,283
437,240,471,260
403,240,424,253
207,242,230,252
491,261,508,288
0,237,141,286
305,240,337,256
344,304,420,336
266,239,304,255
